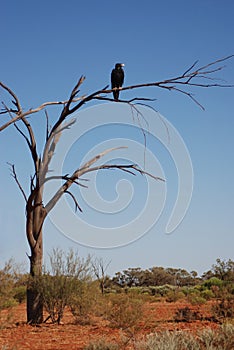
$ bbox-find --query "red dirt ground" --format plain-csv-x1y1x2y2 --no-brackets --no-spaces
0,301,219,349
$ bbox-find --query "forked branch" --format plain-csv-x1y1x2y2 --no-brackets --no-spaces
44,147,164,215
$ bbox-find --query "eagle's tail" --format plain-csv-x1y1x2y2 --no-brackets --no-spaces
113,89,119,101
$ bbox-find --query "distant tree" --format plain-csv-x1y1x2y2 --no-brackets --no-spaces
0,56,233,323
149,267,174,286
202,258,234,283
112,266,200,288
190,270,200,286
112,271,126,288
122,268,143,287
165,268,195,287
91,257,111,294
212,258,234,281
112,267,149,287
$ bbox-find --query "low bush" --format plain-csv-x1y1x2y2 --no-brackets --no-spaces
69,281,99,325
0,259,26,310
31,248,93,324
212,297,234,320
165,290,185,302
200,289,214,300
0,298,18,310
105,294,143,329
13,286,27,303
174,306,201,322
187,293,206,305
135,330,199,349
203,277,223,289
134,323,234,349
198,323,234,349
150,284,175,297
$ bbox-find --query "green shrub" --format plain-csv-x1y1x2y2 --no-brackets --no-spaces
165,290,185,302
184,286,201,294
200,289,214,300
13,286,27,303
0,259,22,310
32,273,74,323
31,248,93,324
105,294,143,329
187,293,206,305
69,281,99,324
203,277,223,289
128,286,143,294
141,287,151,295
0,298,18,309
151,284,175,297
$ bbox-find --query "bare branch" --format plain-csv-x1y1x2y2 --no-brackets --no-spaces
7,163,27,202
64,190,82,212
0,81,22,114
182,60,199,76
172,87,205,110
2,96,40,174
0,92,84,132
42,175,88,188
45,110,50,142
79,163,165,182
80,146,128,170
67,76,86,105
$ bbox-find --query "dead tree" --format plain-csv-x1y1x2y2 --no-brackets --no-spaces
0,56,233,324
92,258,111,294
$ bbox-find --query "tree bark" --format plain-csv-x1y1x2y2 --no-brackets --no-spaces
27,286,43,324
26,189,45,324
26,228,44,324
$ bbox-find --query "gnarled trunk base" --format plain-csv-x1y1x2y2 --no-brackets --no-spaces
27,287,43,324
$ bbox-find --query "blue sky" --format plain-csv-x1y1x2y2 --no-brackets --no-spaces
0,0,234,276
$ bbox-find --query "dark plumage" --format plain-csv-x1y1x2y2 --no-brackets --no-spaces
111,63,125,101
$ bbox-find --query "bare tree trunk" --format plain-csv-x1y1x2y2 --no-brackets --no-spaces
27,231,44,324
26,189,45,324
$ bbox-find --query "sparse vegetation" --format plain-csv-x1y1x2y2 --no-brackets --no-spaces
0,257,233,348
135,323,234,349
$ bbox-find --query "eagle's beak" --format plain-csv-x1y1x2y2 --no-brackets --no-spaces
121,63,125,67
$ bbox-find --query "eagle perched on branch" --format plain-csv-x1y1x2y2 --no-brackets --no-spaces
111,63,125,101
